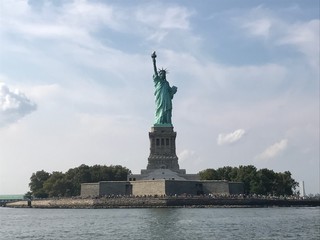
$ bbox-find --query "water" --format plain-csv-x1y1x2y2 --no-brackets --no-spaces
0,207,319,240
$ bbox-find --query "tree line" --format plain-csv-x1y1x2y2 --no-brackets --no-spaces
26,164,131,198
199,165,298,196
26,164,298,198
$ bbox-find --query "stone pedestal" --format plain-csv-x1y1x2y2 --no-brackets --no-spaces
146,126,180,171
127,125,199,181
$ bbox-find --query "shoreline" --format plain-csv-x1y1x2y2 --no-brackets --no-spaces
4,197,320,209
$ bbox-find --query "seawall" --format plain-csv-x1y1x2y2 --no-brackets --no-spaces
5,197,320,208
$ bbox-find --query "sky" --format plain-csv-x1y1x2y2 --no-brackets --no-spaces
0,0,319,195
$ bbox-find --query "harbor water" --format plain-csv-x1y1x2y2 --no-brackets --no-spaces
0,207,319,240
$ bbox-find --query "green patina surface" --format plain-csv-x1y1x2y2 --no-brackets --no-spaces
151,51,177,126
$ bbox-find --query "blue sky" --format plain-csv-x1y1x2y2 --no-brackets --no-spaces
0,0,319,195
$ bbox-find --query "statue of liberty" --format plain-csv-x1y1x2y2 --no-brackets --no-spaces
151,51,177,126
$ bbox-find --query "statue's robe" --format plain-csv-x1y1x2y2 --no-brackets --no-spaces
153,75,176,125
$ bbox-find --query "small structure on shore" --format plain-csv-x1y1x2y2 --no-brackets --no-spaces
81,52,244,197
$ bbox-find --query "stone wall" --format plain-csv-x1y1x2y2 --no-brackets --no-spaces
99,181,130,196
80,183,99,197
131,180,166,196
165,180,199,195
202,181,230,195
229,182,245,195
81,179,245,197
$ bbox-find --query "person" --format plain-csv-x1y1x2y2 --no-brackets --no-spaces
151,51,177,125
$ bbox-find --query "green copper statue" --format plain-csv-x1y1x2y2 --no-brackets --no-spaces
151,51,177,126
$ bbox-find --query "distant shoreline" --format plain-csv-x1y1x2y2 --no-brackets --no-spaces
4,197,320,209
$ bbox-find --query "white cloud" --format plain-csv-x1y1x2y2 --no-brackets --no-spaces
134,4,194,44
61,0,122,31
135,5,192,30
177,149,204,172
160,7,192,29
238,6,276,39
0,0,194,48
0,0,123,53
277,19,319,69
178,149,196,163
217,129,246,146
26,84,62,101
239,6,319,69
256,139,288,160
0,83,37,126
242,18,272,38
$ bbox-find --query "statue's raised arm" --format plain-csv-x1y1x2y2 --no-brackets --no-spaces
151,51,158,77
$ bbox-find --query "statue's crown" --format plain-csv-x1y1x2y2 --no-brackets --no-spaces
158,68,168,74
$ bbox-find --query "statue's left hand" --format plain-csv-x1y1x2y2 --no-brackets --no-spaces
172,86,177,94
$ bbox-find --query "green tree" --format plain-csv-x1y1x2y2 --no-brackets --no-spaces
216,166,234,180
28,164,132,197
110,165,131,181
90,164,104,182
234,165,257,194
199,168,218,180
64,164,91,196
43,172,71,197
274,171,298,195
24,191,32,200
29,170,51,198
251,168,277,195
198,165,298,196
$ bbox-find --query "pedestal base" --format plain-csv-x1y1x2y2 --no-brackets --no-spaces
147,126,180,171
